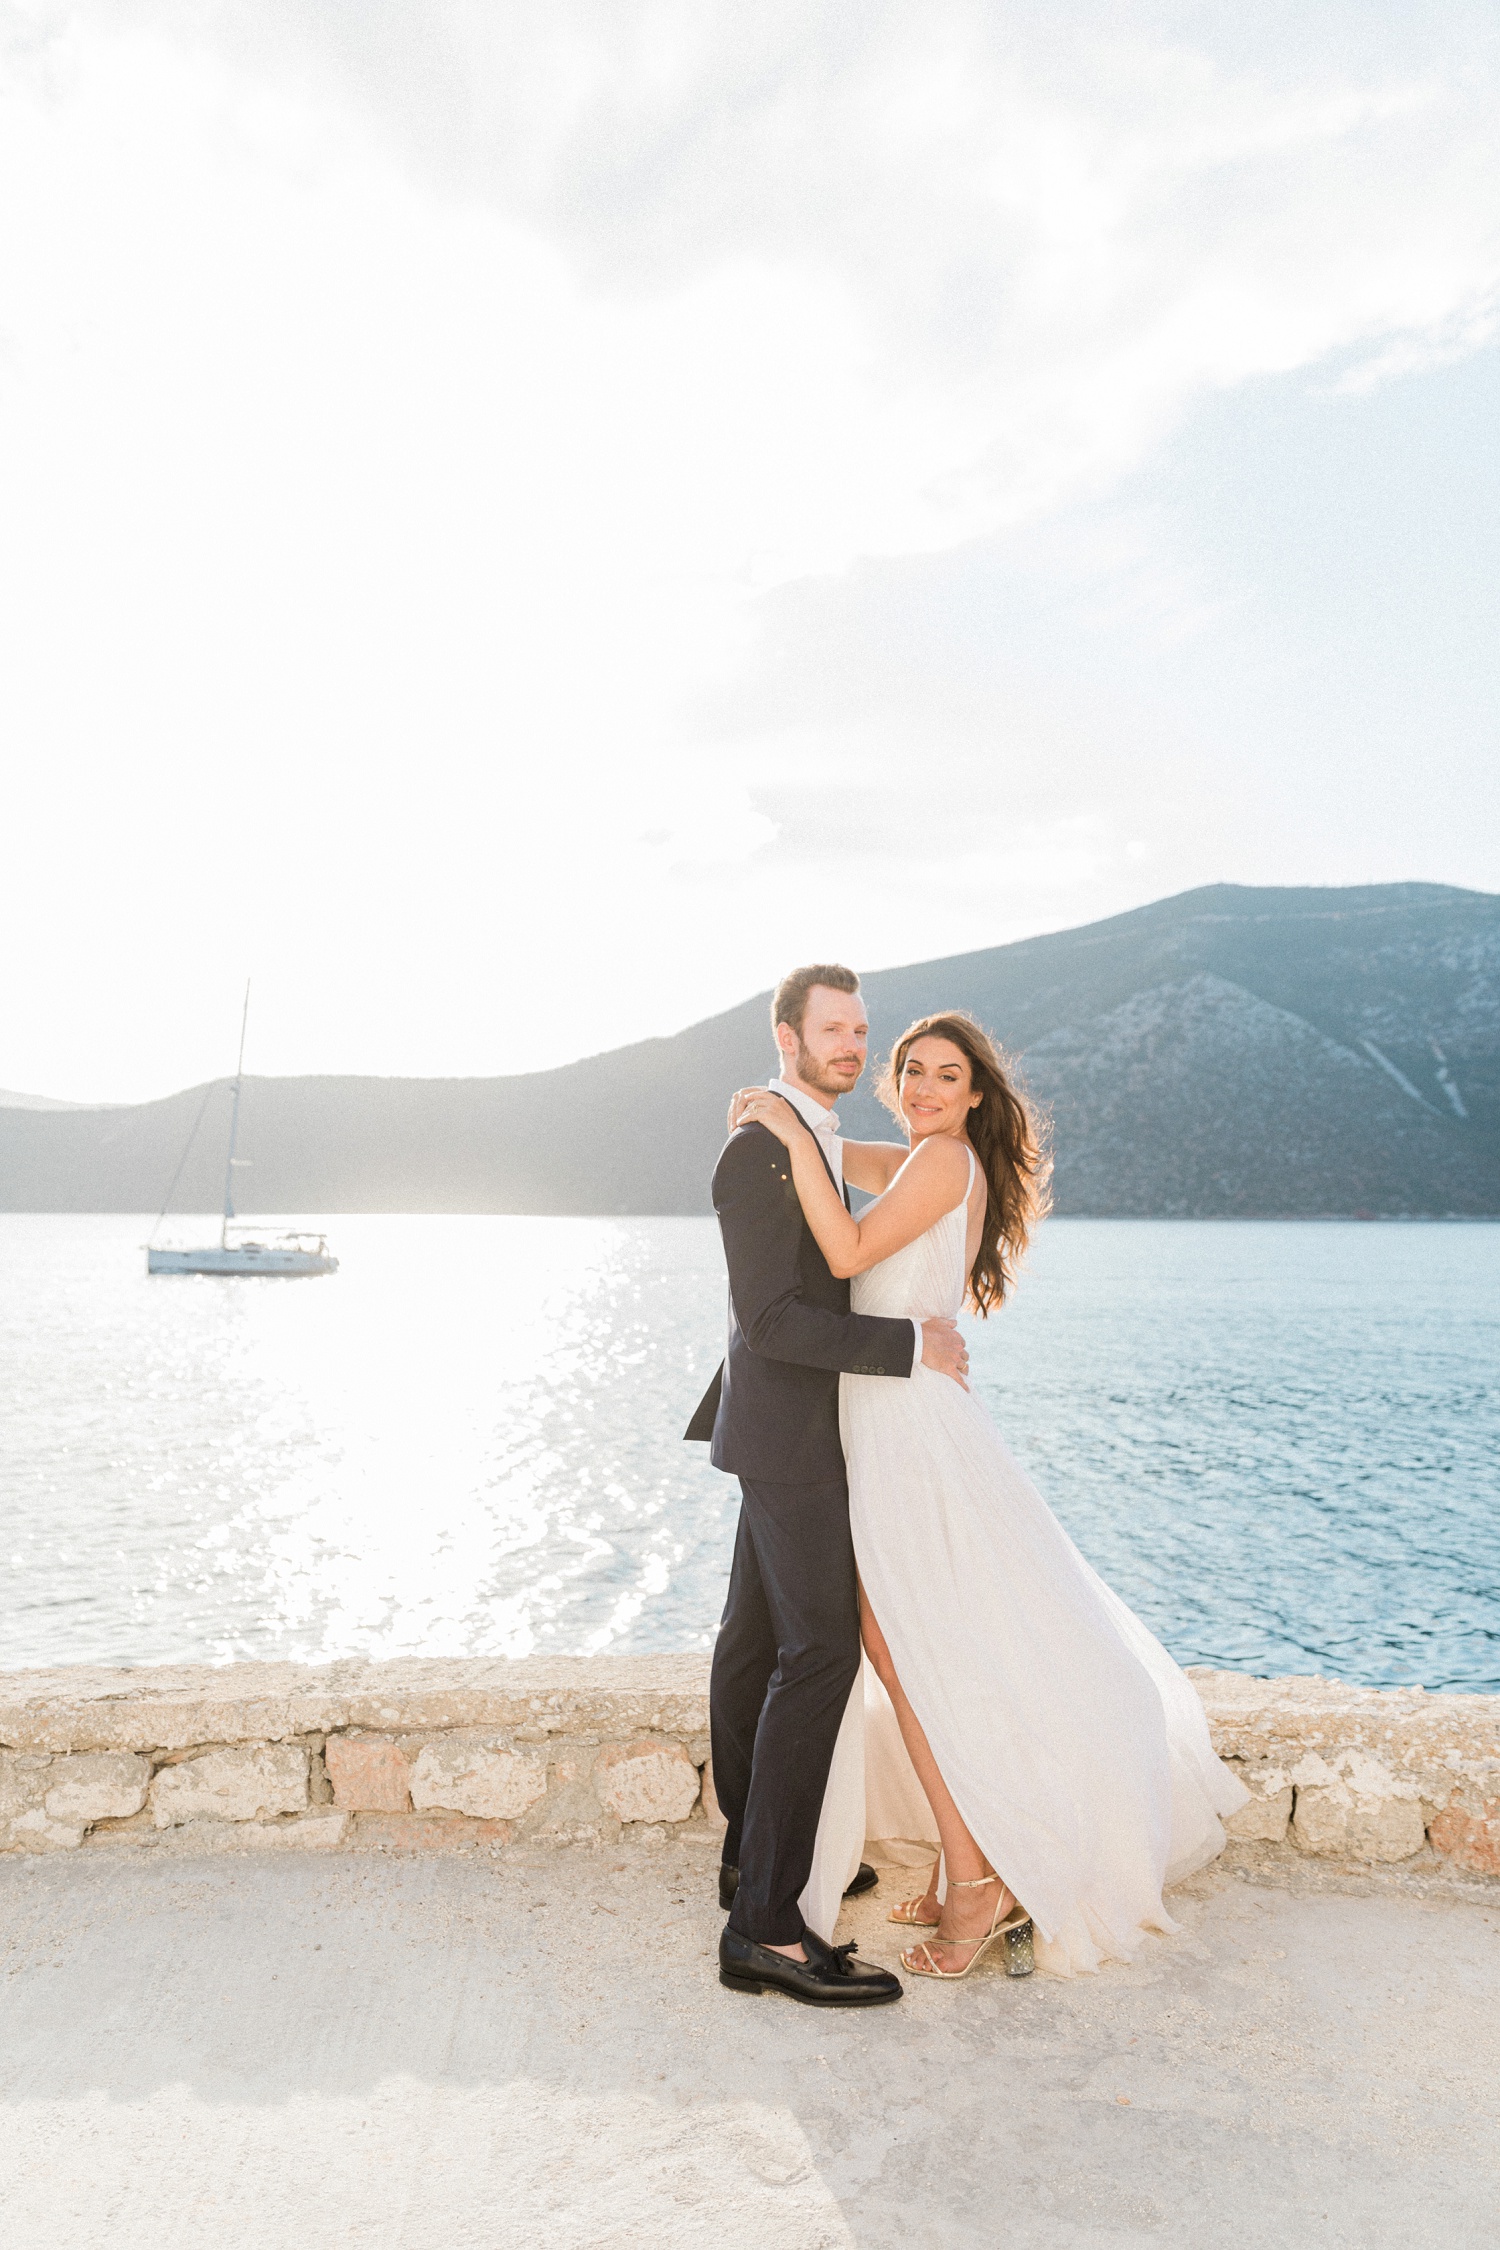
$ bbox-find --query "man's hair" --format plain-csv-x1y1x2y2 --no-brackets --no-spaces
771,963,861,1041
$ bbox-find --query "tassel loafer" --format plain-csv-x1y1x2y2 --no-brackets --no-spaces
719,1925,903,2006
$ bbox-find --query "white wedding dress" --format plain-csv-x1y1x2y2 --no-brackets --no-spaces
800,1151,1248,1977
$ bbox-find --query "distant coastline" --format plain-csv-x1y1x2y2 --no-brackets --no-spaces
3,882,1496,1219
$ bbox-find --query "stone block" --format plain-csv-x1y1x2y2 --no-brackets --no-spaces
0,1753,82,1851
409,1741,547,1821
3,1805,86,1851
43,1753,150,1827
354,1812,511,1851
1,1751,49,1821
1428,1795,1500,1875
1224,1764,1293,1844
325,1735,412,1813
0,1654,715,1756
1290,1751,1426,1862
595,1739,701,1825
151,1744,309,1829
522,1755,607,1841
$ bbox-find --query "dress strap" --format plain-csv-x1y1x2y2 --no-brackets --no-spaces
964,1145,977,1198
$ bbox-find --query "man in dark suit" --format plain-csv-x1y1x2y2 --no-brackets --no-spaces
685,964,968,2006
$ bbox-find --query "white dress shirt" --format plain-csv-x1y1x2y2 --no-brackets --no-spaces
767,1077,845,1194
766,1079,922,1372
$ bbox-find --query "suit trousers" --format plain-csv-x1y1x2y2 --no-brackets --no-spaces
710,1473,862,1946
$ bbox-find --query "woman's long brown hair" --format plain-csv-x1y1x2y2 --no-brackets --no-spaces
878,1011,1051,1314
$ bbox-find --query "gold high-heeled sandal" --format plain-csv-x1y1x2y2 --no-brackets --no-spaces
901,1873,1034,1981
887,1860,941,1927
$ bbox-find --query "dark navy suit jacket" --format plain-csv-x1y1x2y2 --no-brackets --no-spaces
684,1118,916,1483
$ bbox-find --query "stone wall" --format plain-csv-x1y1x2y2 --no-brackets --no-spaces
0,1657,716,1857
2,1658,1497,1880
1196,1669,1500,1876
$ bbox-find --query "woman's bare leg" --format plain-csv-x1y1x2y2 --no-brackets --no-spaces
860,1582,1019,1968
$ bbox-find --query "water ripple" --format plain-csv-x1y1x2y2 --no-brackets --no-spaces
1,1215,1496,1690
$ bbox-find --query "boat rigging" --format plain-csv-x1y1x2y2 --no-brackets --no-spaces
146,984,337,1277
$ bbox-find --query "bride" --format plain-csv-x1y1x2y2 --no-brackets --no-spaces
733,1013,1247,1981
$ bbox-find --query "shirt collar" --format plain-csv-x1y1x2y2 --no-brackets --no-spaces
768,1078,839,1136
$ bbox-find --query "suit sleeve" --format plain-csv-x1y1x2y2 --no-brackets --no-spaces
713,1127,917,1378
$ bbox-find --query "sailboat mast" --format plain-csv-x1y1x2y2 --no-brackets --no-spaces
221,980,251,1249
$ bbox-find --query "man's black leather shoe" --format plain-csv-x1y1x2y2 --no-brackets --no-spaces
719,1925,902,2006
719,1861,878,1912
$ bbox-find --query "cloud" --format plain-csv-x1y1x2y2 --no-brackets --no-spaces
0,1,1497,1095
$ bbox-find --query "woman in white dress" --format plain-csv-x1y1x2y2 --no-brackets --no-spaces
734,1013,1247,1980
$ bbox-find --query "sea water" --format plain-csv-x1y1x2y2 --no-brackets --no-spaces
1,1214,1496,1690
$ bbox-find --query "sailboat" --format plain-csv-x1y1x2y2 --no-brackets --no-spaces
146,985,338,1277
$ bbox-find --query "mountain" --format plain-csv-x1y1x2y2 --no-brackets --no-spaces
2,883,1497,1218
0,1088,109,1110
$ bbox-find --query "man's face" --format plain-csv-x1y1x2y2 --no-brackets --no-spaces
782,985,868,1099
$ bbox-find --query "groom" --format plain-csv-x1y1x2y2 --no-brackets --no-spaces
686,963,968,2006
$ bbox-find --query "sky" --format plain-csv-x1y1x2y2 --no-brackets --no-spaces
2,0,1497,1102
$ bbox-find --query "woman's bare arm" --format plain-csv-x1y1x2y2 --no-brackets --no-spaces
734,1091,973,1278
839,1139,908,1195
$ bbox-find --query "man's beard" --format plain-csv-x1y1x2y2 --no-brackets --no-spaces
795,1039,863,1098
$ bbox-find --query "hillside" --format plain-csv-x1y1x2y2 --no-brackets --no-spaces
2,883,1497,1217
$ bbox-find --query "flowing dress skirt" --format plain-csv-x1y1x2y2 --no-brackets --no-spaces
801,1203,1247,1976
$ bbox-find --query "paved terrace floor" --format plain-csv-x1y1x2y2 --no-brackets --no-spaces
2,1840,1497,2250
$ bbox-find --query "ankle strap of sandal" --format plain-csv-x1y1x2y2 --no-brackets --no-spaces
946,1873,1002,1888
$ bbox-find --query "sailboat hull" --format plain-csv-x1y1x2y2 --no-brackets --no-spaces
147,1246,338,1276
150,988,338,1278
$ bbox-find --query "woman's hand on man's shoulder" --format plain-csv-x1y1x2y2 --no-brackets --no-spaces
732,1088,803,1147
726,1086,763,1134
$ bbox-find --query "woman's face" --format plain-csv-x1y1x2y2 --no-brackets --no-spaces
899,1036,979,1141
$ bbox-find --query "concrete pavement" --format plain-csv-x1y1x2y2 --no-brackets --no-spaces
2,1839,1498,2248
